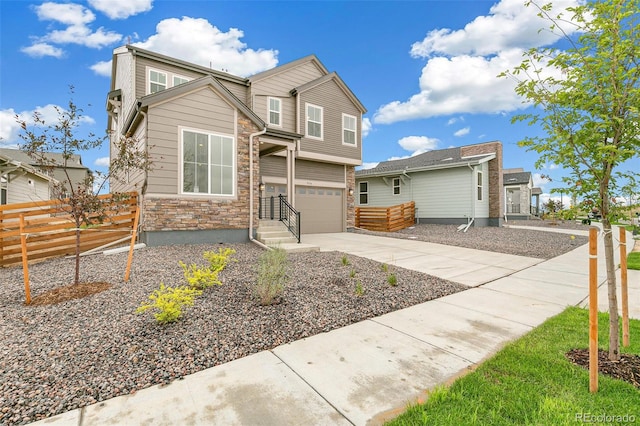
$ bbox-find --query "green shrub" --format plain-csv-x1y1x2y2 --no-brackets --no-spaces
136,283,202,324
179,261,222,289
203,247,236,272
387,273,398,286
255,248,288,305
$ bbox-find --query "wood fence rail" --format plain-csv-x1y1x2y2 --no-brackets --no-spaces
355,201,415,232
0,192,138,267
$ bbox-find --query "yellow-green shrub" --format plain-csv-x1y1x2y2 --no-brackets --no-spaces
179,261,222,289
136,283,202,324
203,247,237,272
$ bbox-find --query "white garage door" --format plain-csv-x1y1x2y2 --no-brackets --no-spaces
296,186,343,233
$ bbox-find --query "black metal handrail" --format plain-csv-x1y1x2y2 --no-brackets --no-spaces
258,195,300,243
278,194,300,243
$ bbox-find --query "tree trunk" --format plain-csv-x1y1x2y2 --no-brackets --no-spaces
602,218,620,361
74,222,81,286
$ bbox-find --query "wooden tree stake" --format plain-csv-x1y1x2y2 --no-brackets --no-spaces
124,207,140,282
619,226,629,347
20,214,31,305
589,226,598,393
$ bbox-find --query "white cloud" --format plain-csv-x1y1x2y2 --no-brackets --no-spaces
91,60,112,77
133,17,278,77
24,2,123,56
94,157,110,167
362,117,372,138
0,105,95,144
532,172,551,189
373,0,584,125
358,162,379,170
447,116,464,125
454,127,470,137
398,135,439,156
88,0,153,20
21,43,64,58
35,2,95,26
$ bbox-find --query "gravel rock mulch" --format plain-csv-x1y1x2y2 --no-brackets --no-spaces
0,243,467,425
355,222,589,259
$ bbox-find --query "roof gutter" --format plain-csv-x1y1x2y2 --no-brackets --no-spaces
249,127,271,250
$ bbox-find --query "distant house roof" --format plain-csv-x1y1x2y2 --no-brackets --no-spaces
503,171,531,185
0,148,87,170
356,146,495,178
0,153,57,182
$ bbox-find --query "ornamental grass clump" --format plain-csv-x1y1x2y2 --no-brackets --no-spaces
255,248,288,305
136,283,202,324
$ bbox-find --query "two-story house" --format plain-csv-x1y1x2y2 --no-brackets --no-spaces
106,45,366,246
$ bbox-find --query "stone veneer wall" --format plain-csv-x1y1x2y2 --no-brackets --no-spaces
346,165,356,230
142,114,261,235
460,141,504,225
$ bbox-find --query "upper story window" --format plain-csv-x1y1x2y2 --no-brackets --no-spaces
393,177,401,195
342,114,357,145
149,70,167,93
359,181,368,205
148,67,192,94
173,75,190,86
477,171,483,201
182,129,235,196
306,103,323,140
268,97,281,126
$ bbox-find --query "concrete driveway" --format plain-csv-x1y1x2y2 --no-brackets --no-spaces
302,232,544,287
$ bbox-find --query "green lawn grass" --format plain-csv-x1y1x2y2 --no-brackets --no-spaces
387,307,640,426
628,252,640,270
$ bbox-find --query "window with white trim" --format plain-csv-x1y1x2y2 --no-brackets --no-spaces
306,103,323,139
359,181,368,204
477,171,483,201
342,114,356,145
182,129,235,196
268,97,281,126
393,177,401,195
149,70,167,94
173,75,190,86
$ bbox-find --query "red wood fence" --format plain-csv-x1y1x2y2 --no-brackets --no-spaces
355,201,415,232
0,192,138,267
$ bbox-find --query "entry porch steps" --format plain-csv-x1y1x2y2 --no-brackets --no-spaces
256,220,319,253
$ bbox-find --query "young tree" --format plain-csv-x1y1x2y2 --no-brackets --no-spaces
501,1,640,360
16,87,152,286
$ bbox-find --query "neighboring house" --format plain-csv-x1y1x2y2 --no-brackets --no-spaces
502,168,541,220
106,45,366,245
0,148,91,194
355,141,504,227
0,153,56,205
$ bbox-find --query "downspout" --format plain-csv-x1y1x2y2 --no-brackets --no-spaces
467,163,475,228
137,108,149,242
249,127,270,250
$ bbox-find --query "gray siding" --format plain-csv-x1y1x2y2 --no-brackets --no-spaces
145,87,236,195
7,174,50,204
299,79,361,161
474,162,489,218
250,61,324,133
296,160,344,183
115,51,135,137
356,167,474,219
260,155,286,179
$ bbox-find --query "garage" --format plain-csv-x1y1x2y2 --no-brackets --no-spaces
296,186,344,233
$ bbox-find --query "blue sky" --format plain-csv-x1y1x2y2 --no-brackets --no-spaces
1,0,638,204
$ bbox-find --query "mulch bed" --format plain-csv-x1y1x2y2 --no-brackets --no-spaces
29,282,112,306
566,349,640,388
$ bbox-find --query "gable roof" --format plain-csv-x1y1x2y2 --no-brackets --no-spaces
356,145,495,178
0,148,87,170
111,45,249,92
248,54,329,82
123,75,266,135
0,153,57,182
290,72,367,113
503,171,531,185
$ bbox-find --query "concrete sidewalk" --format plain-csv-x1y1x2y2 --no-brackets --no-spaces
30,231,637,426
